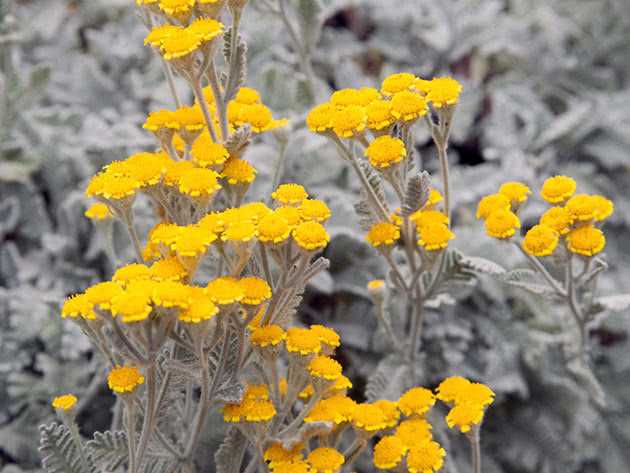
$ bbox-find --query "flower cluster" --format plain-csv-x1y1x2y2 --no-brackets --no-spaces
478,176,613,257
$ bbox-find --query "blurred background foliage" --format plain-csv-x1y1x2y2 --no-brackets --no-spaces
1,0,630,472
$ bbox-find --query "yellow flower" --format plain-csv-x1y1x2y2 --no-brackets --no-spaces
273,461,311,473
85,202,112,221
221,159,256,185
160,29,201,60
52,394,77,411
445,403,485,433
373,399,401,428
307,103,334,133
366,222,401,247
272,183,309,205
591,195,614,221
463,383,495,407
159,0,195,16
417,222,455,250
250,324,285,348
357,87,381,106
566,225,606,257
179,294,219,323
539,206,573,235
222,220,257,242
152,280,192,309
308,356,343,381
391,91,427,121
85,173,139,201
351,403,388,432
476,193,511,220
398,387,436,417
239,277,272,305
242,399,276,422
61,293,95,320
285,327,321,355
163,160,195,186
222,403,243,422
395,418,433,448
373,436,407,470
498,181,531,205
113,263,151,286
178,167,222,198
171,225,216,257
234,87,262,105
258,212,292,243
191,132,230,167
243,383,270,401
436,377,471,404
484,209,520,239
367,279,385,290
110,290,153,323
143,109,180,133
198,212,226,234
150,256,188,281
299,384,315,400
307,448,345,473
85,281,124,311
300,199,331,222
426,77,463,108
331,105,366,138
173,106,205,133
108,366,145,394
565,194,599,222
410,210,449,229
293,221,330,251
186,17,224,42
240,103,279,133
540,175,577,203
276,206,302,228
330,88,362,108
329,374,353,393
309,324,341,349
240,202,272,222
124,152,170,187
305,396,357,424
264,442,304,467
522,224,559,257
207,277,244,304
406,440,446,473
144,24,184,47
381,72,417,96
365,135,406,169
366,99,395,131
424,189,444,209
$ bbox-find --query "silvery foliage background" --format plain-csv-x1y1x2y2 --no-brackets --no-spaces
1,0,630,471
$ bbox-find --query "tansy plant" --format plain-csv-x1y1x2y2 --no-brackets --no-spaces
37,2,496,473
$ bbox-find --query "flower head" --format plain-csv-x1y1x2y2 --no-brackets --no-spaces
307,448,345,473
565,194,599,222
61,293,95,320
178,167,222,198
272,184,309,205
307,103,334,133
85,202,112,221
410,210,449,229
222,159,257,185
52,394,77,411
445,403,485,433
373,436,407,470
191,132,230,167
406,440,446,473
150,256,188,281
330,88,362,108
373,399,401,428
264,442,304,467
251,324,285,348
476,194,511,220
365,136,406,169
207,277,244,304
179,294,219,323
293,221,330,251
85,281,124,311
305,396,357,424
331,105,366,138
159,0,195,16
381,72,416,96
540,175,576,203
160,29,201,60
172,225,216,257
366,99,395,131
239,277,272,305
275,206,302,227
273,461,312,473
258,212,292,243
436,376,472,403
395,418,433,448
566,225,606,256
417,222,455,250
522,224,559,257
300,199,331,223
187,17,224,42
591,195,614,221
234,87,261,105
351,403,388,432
152,280,192,309
222,220,257,242
426,77,463,108
391,91,427,121
145,24,184,47
242,399,276,422
111,290,153,323
286,327,321,355
499,181,531,205
366,222,400,247
540,206,573,235
484,209,520,239
398,387,436,417
308,356,343,381
113,263,151,286
108,366,145,393
309,324,341,349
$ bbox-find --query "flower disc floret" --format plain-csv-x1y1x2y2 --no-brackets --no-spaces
242,399,276,422
566,225,606,256
426,77,463,108
445,403,485,433
406,440,446,473
395,418,433,447
207,277,244,304
108,366,145,393
286,327,321,355
373,436,407,470
152,280,191,309
476,194,511,220
160,29,201,60
85,202,112,220
52,394,77,411
308,356,343,381
111,291,153,323
307,103,334,132
436,376,471,403
309,324,341,349
398,387,436,417
222,220,257,242
305,396,357,424
331,105,366,138
351,403,388,432
293,221,330,251
113,263,151,286
179,295,218,323
258,212,291,243
540,175,577,203
61,293,95,320
239,277,272,304
499,181,531,205
366,100,395,130
300,199,331,222
251,325,286,348
307,448,345,473
264,442,304,467
373,400,401,428
522,224,559,257
540,207,573,235
144,24,184,47
178,167,222,198
592,195,614,221
272,184,308,205
85,281,124,311
484,209,520,239
191,133,230,167
381,72,416,96
150,256,188,281
365,136,406,169
391,91,427,121
410,210,449,229
172,225,216,257
366,221,400,248
187,17,224,42
222,159,257,185
565,194,599,222
417,222,455,250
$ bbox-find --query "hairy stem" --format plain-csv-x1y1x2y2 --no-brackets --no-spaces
191,78,219,143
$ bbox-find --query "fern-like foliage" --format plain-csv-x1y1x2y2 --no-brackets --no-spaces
401,171,430,217
222,27,248,102
39,423,86,473
85,430,128,473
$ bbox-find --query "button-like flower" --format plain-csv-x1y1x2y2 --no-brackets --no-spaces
373,436,407,470
52,394,78,411
366,222,400,248
293,221,330,251
307,447,345,473
426,77,463,108
398,387,436,417
308,356,343,381
522,224,559,257
417,222,455,250
540,175,576,203
108,366,145,394
498,181,531,205
484,209,520,239
476,193,511,220
406,440,446,473
566,225,606,256
365,136,406,169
